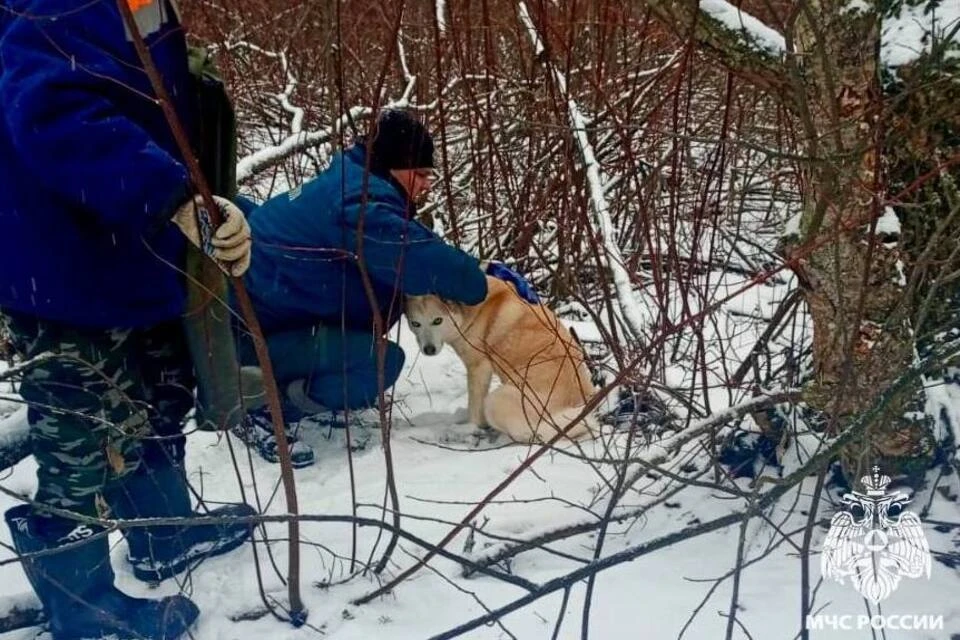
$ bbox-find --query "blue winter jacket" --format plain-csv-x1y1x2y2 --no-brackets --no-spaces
0,0,197,328
243,146,487,333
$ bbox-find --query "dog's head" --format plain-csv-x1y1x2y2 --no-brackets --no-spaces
405,295,463,356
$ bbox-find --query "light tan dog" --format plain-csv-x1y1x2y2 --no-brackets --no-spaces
406,275,597,443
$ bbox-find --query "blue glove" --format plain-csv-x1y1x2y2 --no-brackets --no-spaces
485,261,540,304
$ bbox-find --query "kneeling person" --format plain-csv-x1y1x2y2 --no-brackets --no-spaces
235,110,487,466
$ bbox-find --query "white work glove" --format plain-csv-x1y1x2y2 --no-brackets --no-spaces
172,194,252,277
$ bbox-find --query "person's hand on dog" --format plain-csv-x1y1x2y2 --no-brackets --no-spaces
172,194,252,277
482,260,540,304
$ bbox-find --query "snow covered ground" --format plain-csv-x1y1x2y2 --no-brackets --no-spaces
0,316,958,639
1,0,957,635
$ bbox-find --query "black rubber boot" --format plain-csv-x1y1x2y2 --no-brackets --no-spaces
4,504,198,639
109,460,256,582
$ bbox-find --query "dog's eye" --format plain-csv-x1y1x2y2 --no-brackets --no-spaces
432,318,443,326
411,321,421,328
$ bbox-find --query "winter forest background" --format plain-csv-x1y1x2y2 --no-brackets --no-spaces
2,0,960,638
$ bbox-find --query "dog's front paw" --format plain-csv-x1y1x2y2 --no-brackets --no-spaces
438,425,471,444
437,422,499,446
469,423,500,445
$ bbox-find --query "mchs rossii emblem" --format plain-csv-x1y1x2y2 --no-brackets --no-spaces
821,466,931,603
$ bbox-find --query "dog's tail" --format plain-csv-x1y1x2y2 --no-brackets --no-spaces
485,386,598,442
551,404,599,440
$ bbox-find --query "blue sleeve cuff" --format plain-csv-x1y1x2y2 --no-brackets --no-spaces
146,180,193,237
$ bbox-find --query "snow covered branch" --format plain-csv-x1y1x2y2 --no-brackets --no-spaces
233,71,494,184
518,1,648,344
396,29,418,105
227,42,305,134
276,50,304,134
435,0,448,36
0,353,56,383
635,0,790,95
235,106,373,184
697,0,786,56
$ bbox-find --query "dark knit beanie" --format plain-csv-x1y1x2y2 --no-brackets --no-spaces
367,110,434,171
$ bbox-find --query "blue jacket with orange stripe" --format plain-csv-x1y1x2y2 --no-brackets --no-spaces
0,0,198,327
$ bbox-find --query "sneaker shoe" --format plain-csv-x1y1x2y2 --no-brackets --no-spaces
233,407,315,468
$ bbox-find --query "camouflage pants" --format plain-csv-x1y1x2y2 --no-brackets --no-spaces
1,311,195,517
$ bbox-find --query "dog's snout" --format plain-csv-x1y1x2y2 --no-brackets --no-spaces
423,344,437,356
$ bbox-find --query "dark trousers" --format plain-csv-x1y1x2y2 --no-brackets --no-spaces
239,323,404,419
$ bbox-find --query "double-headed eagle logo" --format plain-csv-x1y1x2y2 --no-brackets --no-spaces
821,466,931,603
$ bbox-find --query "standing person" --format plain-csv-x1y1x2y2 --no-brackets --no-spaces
0,1,254,638
234,110,490,467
